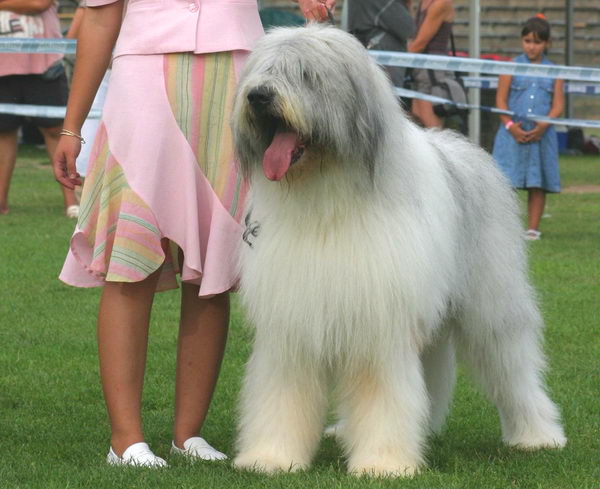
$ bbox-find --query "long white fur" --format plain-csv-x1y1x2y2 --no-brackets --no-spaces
232,25,566,477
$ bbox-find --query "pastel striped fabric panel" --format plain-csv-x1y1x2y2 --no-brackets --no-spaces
77,124,178,290
164,52,247,222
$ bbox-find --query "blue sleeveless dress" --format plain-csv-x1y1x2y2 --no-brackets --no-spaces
492,54,560,193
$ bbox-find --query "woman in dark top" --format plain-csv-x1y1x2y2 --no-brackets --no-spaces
408,0,455,127
347,0,415,88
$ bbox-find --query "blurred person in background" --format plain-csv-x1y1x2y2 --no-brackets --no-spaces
408,0,455,128
0,0,79,217
347,0,415,90
492,15,564,241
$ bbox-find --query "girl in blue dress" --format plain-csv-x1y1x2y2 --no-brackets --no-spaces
492,15,564,241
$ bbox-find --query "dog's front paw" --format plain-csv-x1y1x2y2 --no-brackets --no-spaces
505,431,567,450
234,452,308,474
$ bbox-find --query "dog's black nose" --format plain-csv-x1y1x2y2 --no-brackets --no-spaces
247,86,274,107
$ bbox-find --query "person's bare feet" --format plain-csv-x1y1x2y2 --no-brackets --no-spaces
0,206,8,215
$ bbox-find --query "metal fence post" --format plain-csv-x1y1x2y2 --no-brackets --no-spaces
468,0,481,145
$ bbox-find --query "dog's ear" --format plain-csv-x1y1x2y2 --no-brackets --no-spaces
231,95,268,179
345,60,385,182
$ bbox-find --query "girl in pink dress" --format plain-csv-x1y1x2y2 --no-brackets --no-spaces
53,0,335,468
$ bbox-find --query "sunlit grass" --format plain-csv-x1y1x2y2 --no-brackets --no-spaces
0,148,598,488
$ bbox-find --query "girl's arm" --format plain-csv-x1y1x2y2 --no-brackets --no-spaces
548,78,565,118
496,74,529,143
526,79,565,142
53,1,123,189
0,0,53,15
496,74,512,127
65,6,86,39
407,0,453,53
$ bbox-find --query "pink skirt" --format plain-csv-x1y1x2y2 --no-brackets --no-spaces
60,51,248,296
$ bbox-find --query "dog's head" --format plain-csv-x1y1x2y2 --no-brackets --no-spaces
232,25,397,182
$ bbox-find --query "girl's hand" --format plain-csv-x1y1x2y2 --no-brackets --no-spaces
524,122,550,142
53,135,83,189
296,0,335,22
507,122,530,144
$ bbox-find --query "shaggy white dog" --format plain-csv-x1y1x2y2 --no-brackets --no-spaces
231,25,566,477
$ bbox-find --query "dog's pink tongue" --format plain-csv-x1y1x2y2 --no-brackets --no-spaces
263,130,300,181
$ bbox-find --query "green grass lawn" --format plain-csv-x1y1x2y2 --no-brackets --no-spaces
1,148,599,488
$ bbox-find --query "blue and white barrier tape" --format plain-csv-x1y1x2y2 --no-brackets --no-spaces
395,87,600,129
3,38,600,82
0,38,76,54
462,76,600,95
2,38,598,128
0,103,101,119
371,50,600,82
1,95,598,129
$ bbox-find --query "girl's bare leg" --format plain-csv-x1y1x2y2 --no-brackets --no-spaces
173,287,229,448
97,268,162,456
0,129,18,214
527,188,546,231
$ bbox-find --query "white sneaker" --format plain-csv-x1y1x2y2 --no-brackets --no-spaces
65,205,80,219
106,442,168,468
524,229,542,241
170,437,227,461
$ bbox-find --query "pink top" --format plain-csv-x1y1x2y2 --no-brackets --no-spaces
0,2,63,77
87,0,264,57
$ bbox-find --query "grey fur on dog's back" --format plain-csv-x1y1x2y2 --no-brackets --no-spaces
232,25,565,477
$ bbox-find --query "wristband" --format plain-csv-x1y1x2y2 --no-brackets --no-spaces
505,120,514,131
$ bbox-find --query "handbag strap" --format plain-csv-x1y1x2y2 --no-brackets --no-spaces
427,65,438,86
448,30,464,83
427,31,456,86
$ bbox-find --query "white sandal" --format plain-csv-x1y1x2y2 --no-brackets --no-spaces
524,229,542,241
170,437,227,461
106,442,167,468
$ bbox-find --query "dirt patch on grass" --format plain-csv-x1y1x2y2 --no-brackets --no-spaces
563,185,600,194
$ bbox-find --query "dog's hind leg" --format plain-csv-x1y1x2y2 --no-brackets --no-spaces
336,350,429,477
234,344,327,473
421,326,456,435
455,293,566,450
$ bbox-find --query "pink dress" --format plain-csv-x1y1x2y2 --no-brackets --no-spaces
60,1,264,296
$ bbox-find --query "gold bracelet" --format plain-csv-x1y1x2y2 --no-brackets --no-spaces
60,129,86,144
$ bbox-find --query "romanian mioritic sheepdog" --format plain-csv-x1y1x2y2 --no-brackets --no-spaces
231,25,566,477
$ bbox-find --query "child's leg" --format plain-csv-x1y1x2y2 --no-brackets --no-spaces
172,286,229,447
527,188,546,231
97,268,162,456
